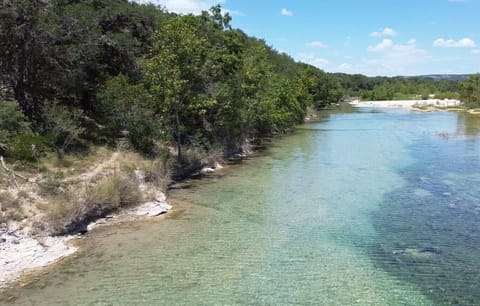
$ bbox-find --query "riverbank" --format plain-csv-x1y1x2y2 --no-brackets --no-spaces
4,107,456,305
350,99,461,109
0,142,239,289
0,232,77,289
0,190,172,289
0,147,177,289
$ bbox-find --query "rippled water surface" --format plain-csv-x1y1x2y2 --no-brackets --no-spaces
3,108,480,305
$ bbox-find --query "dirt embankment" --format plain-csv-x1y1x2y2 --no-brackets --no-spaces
0,148,173,288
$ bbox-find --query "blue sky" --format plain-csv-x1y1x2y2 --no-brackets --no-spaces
135,0,480,76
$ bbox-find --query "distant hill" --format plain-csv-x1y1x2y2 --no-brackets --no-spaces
415,74,472,81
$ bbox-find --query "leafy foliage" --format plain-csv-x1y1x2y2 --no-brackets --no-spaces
43,102,86,156
460,74,480,108
98,74,157,154
332,74,461,101
0,100,46,160
1,0,469,165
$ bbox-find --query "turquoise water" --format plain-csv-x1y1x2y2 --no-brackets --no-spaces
2,107,480,305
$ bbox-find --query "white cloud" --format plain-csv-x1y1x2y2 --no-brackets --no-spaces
358,40,430,76
433,38,476,48
306,41,327,48
367,39,394,52
134,0,226,15
370,27,398,38
223,8,244,16
280,8,293,16
297,53,329,68
339,63,352,71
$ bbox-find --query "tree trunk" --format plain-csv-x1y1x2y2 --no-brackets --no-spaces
175,108,182,162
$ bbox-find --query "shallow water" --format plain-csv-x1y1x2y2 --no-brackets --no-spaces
3,108,480,305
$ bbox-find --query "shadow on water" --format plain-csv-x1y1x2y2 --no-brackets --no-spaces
370,125,480,305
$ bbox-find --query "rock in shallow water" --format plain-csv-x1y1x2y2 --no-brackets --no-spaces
135,201,172,216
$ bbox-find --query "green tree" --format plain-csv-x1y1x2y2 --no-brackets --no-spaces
460,74,480,108
98,74,158,154
300,66,342,108
0,0,59,119
143,16,208,161
0,100,32,155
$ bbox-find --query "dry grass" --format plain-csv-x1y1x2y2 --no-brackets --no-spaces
38,193,82,234
38,172,65,196
39,172,142,235
0,191,20,211
0,191,26,223
85,172,141,210
144,159,172,192
3,146,171,235
37,147,112,180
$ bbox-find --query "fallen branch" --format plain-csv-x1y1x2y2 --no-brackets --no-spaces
0,156,30,188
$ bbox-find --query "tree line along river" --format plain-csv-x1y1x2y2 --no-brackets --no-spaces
3,106,480,305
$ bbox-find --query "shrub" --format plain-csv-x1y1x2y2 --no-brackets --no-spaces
172,147,204,179
41,172,142,235
0,101,31,140
39,194,83,235
0,191,25,223
97,75,159,155
0,100,44,161
86,173,141,211
6,134,48,162
38,172,65,196
43,102,86,156
0,192,20,212
144,157,172,191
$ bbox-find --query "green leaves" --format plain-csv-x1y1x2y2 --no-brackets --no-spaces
0,1,320,160
460,74,480,108
0,100,48,161
98,74,158,154
43,102,86,155
0,100,33,156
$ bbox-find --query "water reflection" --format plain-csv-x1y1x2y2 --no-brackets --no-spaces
457,113,480,136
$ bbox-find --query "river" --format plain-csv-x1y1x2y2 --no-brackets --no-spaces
3,107,480,305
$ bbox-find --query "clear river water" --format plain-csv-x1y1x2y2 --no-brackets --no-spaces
3,106,480,305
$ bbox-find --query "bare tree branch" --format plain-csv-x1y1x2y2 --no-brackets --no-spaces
0,156,30,188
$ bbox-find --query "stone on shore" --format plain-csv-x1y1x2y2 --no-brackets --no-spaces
134,201,172,216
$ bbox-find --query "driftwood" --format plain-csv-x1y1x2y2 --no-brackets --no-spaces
0,156,29,188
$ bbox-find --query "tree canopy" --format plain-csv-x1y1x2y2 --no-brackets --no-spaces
0,1,473,163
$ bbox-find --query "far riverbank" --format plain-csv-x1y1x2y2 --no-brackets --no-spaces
349,99,461,109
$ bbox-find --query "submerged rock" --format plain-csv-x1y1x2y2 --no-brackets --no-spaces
392,246,442,261
419,247,442,255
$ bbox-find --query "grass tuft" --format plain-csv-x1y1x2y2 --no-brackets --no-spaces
40,172,142,235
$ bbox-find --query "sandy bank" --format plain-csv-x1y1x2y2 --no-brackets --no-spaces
0,230,77,289
0,193,172,289
350,99,461,109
